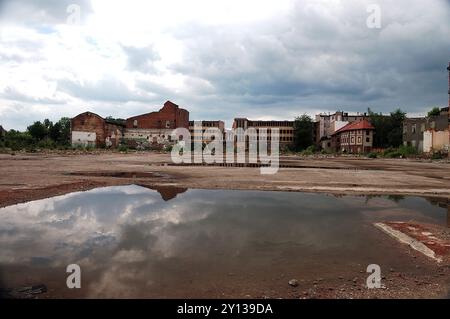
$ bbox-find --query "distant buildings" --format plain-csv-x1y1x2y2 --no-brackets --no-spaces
68,63,450,155
71,101,188,148
71,112,125,148
402,108,449,153
232,118,295,150
332,119,375,153
189,120,225,145
315,111,369,152
124,101,189,147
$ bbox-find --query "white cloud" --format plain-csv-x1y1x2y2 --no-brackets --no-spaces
0,0,449,130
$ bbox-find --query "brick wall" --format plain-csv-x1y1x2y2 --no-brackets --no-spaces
71,112,106,146
125,101,189,129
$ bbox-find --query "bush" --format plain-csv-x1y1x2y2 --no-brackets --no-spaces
431,151,447,160
117,144,128,153
367,152,377,158
301,145,316,156
398,145,417,157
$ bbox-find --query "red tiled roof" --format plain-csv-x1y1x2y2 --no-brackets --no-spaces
333,119,375,135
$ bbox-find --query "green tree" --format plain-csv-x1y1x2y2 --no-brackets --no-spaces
427,107,441,117
388,108,406,147
49,121,62,141
293,114,314,151
27,121,48,141
58,117,71,145
368,108,405,148
368,108,389,148
48,117,71,145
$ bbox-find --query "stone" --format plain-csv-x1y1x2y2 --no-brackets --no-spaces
288,279,299,287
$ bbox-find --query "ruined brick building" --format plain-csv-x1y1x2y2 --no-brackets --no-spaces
71,101,188,148
71,112,125,147
232,118,295,150
189,121,225,145
124,101,189,146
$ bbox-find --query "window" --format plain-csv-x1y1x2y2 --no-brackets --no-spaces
166,121,171,128
133,120,138,128
412,124,416,134
366,130,370,135
366,137,370,143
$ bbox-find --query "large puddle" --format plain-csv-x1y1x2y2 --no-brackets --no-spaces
0,185,448,298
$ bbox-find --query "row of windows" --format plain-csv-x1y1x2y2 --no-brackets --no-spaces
248,122,294,127
340,136,370,144
133,120,172,128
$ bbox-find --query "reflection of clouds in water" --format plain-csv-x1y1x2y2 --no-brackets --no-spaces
0,186,156,265
0,186,447,297
0,185,214,266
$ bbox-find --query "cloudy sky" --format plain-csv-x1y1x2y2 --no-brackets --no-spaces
0,0,449,130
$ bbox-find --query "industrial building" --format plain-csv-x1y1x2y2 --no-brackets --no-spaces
71,112,125,148
232,118,295,150
189,120,225,145
71,100,188,148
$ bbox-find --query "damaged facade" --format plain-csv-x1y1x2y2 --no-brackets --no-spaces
71,112,125,148
71,101,188,149
232,118,295,150
189,121,225,145
123,101,189,149
403,108,449,153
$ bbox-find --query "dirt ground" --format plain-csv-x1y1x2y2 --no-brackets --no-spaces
0,151,449,299
0,151,450,208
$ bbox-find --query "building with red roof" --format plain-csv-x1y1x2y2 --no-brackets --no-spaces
332,119,375,153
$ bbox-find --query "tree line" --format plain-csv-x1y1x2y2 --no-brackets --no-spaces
0,118,71,150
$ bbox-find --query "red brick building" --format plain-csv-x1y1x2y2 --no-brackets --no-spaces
125,101,189,130
71,112,125,147
333,119,375,154
71,101,189,148
123,101,189,146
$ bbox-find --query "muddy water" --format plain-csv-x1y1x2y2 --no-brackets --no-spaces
0,185,448,298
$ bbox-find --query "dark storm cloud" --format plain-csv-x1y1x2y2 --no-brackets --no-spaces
170,0,450,115
1,0,450,131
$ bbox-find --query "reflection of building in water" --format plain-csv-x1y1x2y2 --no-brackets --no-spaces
142,185,188,201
